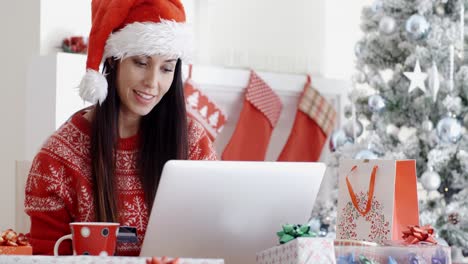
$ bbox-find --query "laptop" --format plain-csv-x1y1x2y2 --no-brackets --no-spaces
140,160,326,264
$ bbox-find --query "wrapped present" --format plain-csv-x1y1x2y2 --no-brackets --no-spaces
334,225,451,263
334,244,451,264
0,229,32,255
256,238,336,264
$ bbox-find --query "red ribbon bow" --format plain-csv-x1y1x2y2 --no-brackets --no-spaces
402,225,437,244
0,229,30,247
146,257,180,264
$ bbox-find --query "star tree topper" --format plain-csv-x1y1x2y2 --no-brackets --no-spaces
404,60,427,94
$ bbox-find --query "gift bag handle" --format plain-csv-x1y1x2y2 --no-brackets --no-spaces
346,165,378,217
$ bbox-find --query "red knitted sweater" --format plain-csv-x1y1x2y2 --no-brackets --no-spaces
25,111,217,256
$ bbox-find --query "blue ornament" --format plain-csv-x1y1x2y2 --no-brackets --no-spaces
354,42,364,58
436,116,462,143
388,256,398,264
329,129,353,152
431,248,448,264
371,0,383,12
354,149,379,159
337,253,359,264
408,253,426,264
368,94,386,112
405,14,430,40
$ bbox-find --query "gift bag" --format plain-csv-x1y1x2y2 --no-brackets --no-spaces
336,159,419,243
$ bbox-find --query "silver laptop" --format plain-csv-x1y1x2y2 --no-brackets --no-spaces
140,160,326,264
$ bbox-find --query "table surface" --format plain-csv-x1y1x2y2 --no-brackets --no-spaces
0,255,224,264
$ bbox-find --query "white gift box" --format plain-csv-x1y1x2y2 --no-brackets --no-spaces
256,238,336,264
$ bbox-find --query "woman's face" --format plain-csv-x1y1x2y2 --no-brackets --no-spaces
116,55,177,118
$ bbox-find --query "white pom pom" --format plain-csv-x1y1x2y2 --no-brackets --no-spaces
78,69,108,104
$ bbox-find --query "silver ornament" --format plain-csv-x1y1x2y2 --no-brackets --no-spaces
421,120,434,132
386,124,400,137
421,169,441,191
435,4,445,16
463,113,468,127
352,71,366,84
436,116,462,143
405,14,430,40
428,62,440,103
368,94,386,112
344,105,353,119
322,216,332,225
329,129,353,152
379,16,397,35
343,119,364,138
435,237,449,246
354,42,364,58
307,218,321,232
318,229,328,237
354,149,379,159
371,0,383,13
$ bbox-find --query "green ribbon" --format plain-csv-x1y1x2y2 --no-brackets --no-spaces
276,224,317,244
359,255,378,264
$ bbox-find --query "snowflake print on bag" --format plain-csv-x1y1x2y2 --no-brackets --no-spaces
338,191,390,243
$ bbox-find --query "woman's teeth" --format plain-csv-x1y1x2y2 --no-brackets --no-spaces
135,91,155,100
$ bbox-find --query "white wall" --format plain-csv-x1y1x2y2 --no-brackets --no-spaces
0,1,41,231
194,0,326,75
323,0,373,80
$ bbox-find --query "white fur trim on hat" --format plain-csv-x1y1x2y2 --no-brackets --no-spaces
104,20,193,62
78,69,108,104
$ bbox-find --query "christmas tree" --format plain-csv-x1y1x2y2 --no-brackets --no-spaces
311,0,468,260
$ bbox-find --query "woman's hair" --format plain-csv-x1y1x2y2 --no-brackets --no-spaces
90,58,188,222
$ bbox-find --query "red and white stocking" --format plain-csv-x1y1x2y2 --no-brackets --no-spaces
184,65,227,141
222,71,282,161
277,75,336,161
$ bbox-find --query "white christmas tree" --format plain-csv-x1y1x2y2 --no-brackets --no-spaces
311,0,468,260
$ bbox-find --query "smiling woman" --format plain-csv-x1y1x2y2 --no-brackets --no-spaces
24,0,217,257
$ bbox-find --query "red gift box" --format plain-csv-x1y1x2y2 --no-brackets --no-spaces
0,246,32,255
0,229,32,255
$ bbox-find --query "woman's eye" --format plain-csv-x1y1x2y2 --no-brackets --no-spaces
134,59,148,67
163,66,174,72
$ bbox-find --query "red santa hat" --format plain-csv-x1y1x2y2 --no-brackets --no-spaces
79,0,193,104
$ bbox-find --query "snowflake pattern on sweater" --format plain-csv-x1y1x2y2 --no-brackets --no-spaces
25,111,217,256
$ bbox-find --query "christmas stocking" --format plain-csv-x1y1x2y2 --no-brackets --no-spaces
222,70,282,161
277,75,336,161
184,65,227,141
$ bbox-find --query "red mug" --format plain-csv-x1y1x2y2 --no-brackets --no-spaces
54,222,120,256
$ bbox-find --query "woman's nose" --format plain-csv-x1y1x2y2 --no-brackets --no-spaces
143,68,159,89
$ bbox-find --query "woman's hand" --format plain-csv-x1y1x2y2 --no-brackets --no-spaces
146,256,180,264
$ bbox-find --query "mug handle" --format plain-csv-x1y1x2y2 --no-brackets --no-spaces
54,234,73,256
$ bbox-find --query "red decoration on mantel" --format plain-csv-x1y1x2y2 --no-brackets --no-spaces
62,36,88,54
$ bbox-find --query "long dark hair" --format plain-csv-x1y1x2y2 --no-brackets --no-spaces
90,58,188,222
